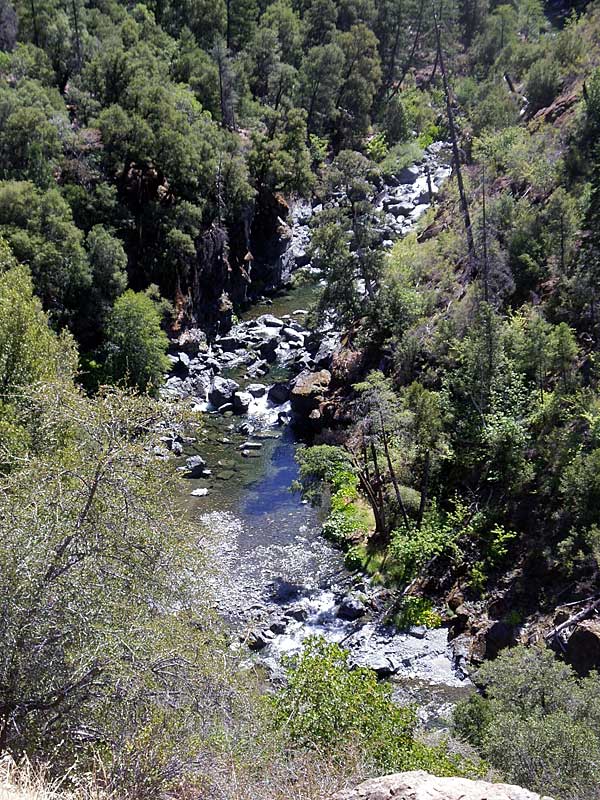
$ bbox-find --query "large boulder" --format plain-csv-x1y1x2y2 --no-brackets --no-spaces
337,594,366,621
566,619,600,676
233,391,253,414
268,382,291,405
332,771,553,800
209,376,239,407
290,369,331,418
259,335,281,363
256,314,284,328
176,327,208,356
397,164,421,184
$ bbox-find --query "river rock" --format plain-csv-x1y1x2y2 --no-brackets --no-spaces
191,370,212,400
351,652,397,678
219,335,245,352
216,470,235,480
247,359,269,378
410,203,429,220
269,617,288,635
337,595,367,621
209,376,239,407
247,628,276,651
233,391,253,414
171,440,183,457
387,201,414,217
397,164,421,184
240,441,262,451
282,326,304,344
331,771,553,800
268,382,291,405
259,335,281,363
177,327,208,356
247,383,267,398
286,605,308,621
256,314,284,328
185,455,207,478
190,488,209,497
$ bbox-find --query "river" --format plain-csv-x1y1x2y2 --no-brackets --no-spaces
167,144,473,729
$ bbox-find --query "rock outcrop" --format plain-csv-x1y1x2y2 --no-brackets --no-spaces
331,771,553,800
566,618,600,676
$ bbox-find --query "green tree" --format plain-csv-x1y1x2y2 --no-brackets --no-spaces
86,225,128,307
333,23,381,146
0,181,91,319
104,290,169,394
0,254,77,467
298,43,344,135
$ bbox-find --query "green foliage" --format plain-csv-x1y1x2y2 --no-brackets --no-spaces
273,637,463,775
365,132,388,162
322,471,372,546
393,597,442,630
294,444,353,506
525,58,561,113
0,181,91,319
0,383,218,786
389,503,466,585
585,67,600,136
454,646,600,800
104,289,170,395
0,256,77,467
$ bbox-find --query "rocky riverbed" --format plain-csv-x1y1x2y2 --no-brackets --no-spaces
160,144,471,726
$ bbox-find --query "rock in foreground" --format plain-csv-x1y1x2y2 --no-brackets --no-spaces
331,771,553,800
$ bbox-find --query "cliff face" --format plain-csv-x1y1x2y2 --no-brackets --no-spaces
331,772,553,800
180,190,298,338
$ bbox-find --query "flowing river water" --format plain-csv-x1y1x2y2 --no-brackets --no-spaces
171,146,473,729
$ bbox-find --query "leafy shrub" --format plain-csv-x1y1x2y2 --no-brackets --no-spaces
585,66,600,136
365,132,388,162
104,289,170,395
273,637,464,775
393,597,442,630
294,444,352,506
525,58,560,113
389,503,465,584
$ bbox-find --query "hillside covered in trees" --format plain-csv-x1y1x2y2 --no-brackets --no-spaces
2,0,600,798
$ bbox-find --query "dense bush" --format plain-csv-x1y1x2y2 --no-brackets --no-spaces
454,647,600,800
